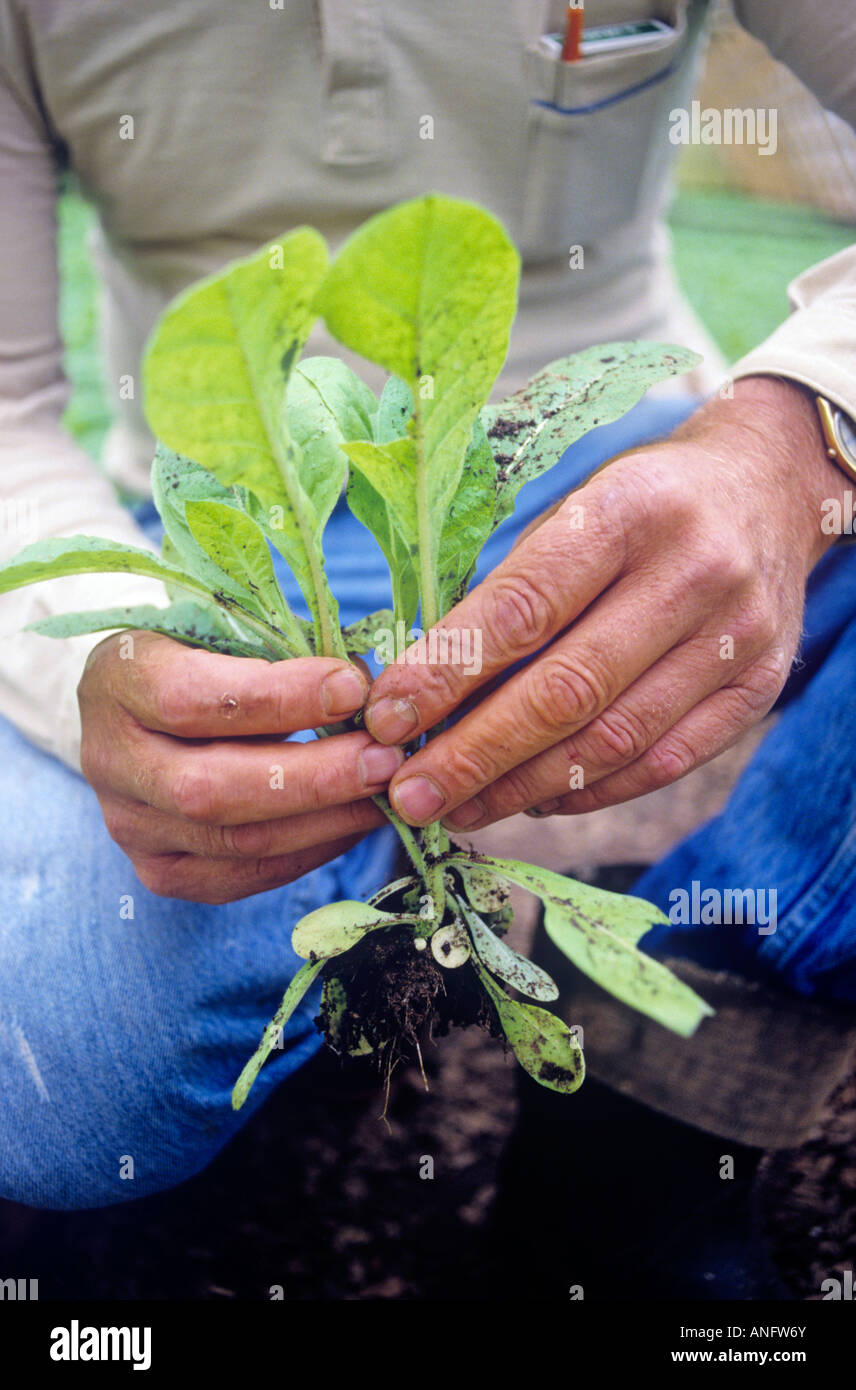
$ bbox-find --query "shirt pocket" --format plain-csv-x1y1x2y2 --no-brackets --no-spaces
521,2,690,260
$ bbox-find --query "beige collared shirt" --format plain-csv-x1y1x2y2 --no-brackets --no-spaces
1,0,854,769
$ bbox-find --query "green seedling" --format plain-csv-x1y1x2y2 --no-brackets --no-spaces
0,194,713,1105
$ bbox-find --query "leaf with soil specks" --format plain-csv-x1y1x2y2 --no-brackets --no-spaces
482,342,701,527
143,229,347,656
26,600,277,659
457,895,557,1002
475,961,584,1094
455,861,511,914
342,610,395,655
292,900,419,961
452,853,713,1037
232,958,325,1111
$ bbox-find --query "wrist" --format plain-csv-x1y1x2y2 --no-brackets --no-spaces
676,374,852,571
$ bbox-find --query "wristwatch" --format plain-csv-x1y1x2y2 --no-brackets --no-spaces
816,395,856,483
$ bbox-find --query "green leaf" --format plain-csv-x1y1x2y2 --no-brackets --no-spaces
26,600,278,659
151,445,270,608
232,958,325,1111
318,193,519,628
292,899,418,961
452,853,713,1038
436,419,497,612
342,610,394,655
143,228,346,656
475,961,584,1094
183,498,304,641
343,376,418,632
287,356,376,503
483,342,702,526
456,895,558,1002
321,977,375,1057
0,535,195,600
455,860,511,914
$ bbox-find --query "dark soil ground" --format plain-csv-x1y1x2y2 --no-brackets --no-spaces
1,1007,853,1301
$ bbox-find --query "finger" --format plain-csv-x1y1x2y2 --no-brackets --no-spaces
535,660,785,815
384,569,699,825
113,632,369,737
364,488,626,744
108,728,405,824
103,792,387,859
133,834,366,905
441,635,731,830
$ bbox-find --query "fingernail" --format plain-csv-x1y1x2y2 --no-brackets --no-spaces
393,775,446,822
321,667,367,717
359,744,405,786
365,696,419,744
443,797,487,831
524,799,562,818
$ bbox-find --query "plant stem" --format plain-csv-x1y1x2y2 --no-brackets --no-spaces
413,388,439,633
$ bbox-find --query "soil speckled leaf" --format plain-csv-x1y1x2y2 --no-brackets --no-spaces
475,961,584,1094
183,499,297,634
292,900,417,961
483,342,701,526
232,959,325,1111
342,610,394,655
457,895,558,1002
143,229,345,655
27,600,277,659
453,853,713,1037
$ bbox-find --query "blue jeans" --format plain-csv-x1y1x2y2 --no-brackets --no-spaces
2,396,855,1210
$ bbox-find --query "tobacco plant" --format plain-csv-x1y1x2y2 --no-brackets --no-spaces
0,195,713,1106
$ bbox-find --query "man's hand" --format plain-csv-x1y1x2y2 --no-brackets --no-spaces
78,632,402,902
364,376,850,830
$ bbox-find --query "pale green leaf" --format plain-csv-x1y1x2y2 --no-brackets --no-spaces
457,895,558,1002
345,377,419,630
342,610,394,655
26,600,277,659
292,899,418,961
452,853,713,1038
455,860,511,914
143,228,345,656
436,419,497,613
318,194,519,626
475,961,584,1094
321,977,375,1057
183,499,301,638
232,959,325,1111
151,445,268,608
483,342,702,525
0,536,194,601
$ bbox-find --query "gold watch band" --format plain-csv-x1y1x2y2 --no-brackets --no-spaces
816,394,856,484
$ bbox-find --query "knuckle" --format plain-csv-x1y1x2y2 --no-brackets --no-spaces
730,598,780,653
219,818,276,858
577,704,650,769
532,653,605,730
79,732,109,789
249,855,298,889
482,572,559,656
616,460,696,532
100,800,135,849
441,741,497,795
150,673,199,733
646,731,697,787
135,855,181,899
732,655,789,717
689,538,755,596
169,761,220,823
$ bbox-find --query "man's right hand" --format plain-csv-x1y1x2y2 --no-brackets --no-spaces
77,631,402,903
